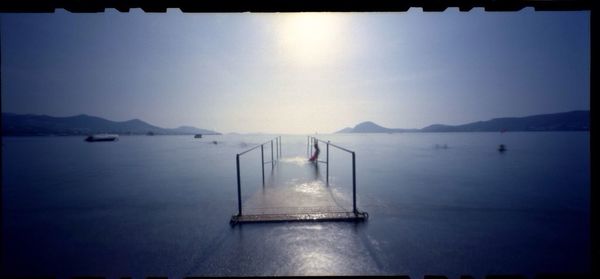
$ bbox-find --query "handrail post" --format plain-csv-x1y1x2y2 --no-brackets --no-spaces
279,136,282,157
309,137,312,157
271,140,274,168
276,137,279,160
352,151,357,214
236,154,242,216
261,145,265,186
326,141,330,186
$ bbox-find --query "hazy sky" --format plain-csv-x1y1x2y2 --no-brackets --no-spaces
1,9,589,134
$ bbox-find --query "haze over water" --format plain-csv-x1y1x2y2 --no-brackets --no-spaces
1,132,590,277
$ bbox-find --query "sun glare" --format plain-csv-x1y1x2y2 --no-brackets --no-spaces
278,13,344,66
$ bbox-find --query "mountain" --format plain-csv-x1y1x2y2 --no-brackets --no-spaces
337,121,419,133
337,110,589,133
335,127,354,133
420,110,589,132
352,121,391,133
1,113,221,136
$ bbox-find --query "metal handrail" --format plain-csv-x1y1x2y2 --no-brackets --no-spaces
238,139,277,156
308,136,359,214
235,136,281,216
312,137,354,154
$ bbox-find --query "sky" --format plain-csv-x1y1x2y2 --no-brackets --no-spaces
0,9,590,134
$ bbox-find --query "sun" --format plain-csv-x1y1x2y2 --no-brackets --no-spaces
277,13,344,66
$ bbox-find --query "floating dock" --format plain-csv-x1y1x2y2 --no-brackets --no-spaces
230,136,368,225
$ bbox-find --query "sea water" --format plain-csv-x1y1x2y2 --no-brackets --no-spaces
1,132,590,278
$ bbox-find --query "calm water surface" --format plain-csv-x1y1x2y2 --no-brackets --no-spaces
1,132,590,278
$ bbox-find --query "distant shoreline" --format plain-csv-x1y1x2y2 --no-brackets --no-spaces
336,110,589,134
1,130,590,138
2,112,222,136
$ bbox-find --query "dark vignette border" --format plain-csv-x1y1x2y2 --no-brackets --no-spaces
0,0,594,13
0,1,595,279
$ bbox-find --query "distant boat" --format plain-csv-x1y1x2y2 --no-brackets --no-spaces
85,134,119,142
146,131,155,136
194,134,202,138
498,144,507,152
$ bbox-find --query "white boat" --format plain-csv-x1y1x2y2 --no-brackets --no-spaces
85,134,119,142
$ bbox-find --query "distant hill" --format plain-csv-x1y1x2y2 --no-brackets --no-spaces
337,110,589,133
1,113,221,136
420,110,589,132
336,121,420,133
351,121,390,133
335,127,354,133
349,121,420,133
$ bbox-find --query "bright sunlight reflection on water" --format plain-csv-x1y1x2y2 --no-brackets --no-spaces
293,180,324,195
280,156,312,166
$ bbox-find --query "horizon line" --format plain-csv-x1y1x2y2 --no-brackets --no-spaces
2,109,589,135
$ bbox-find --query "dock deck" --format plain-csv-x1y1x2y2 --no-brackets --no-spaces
230,154,367,225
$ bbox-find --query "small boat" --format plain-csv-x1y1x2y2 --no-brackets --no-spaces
194,134,203,138
85,134,119,142
146,131,155,136
498,144,507,152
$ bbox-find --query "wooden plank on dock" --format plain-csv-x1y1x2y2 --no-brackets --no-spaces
230,211,368,225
